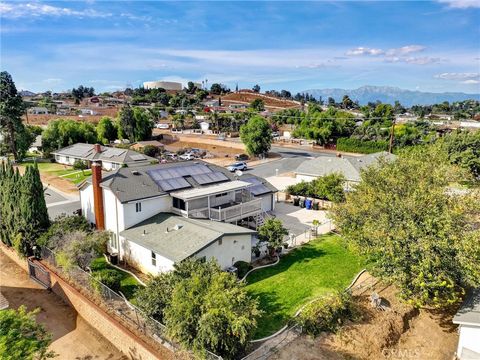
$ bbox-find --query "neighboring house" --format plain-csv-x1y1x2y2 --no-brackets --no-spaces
295,151,396,189
29,107,49,115
79,108,98,116
52,143,156,170
28,135,43,154
199,121,210,131
79,161,277,275
130,141,165,152
453,289,480,359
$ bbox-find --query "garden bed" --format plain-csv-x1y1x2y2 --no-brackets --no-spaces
245,233,365,338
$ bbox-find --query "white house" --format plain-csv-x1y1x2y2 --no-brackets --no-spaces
52,143,156,171
79,160,277,275
453,290,480,359
29,107,49,115
295,151,396,190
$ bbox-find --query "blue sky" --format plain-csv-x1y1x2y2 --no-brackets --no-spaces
1,0,479,94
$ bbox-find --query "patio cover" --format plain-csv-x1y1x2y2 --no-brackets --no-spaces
171,180,251,201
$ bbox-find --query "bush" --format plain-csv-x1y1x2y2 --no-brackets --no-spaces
91,269,122,294
336,138,388,154
38,214,91,248
142,144,159,157
286,173,345,202
296,292,355,336
234,261,252,278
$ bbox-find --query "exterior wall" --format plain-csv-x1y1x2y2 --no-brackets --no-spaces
210,191,236,207
55,154,77,166
122,238,174,275
143,81,182,91
195,233,252,269
80,184,96,225
457,325,480,359
122,195,172,230
258,194,274,212
296,174,317,182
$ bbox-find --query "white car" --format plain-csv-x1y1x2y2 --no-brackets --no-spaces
179,153,195,161
156,123,169,129
227,162,248,172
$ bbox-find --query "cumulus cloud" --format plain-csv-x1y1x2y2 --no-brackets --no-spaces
0,2,111,18
346,47,384,56
461,79,479,84
438,0,480,9
434,72,480,80
386,45,426,56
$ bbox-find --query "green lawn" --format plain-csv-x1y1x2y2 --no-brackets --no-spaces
19,160,91,184
246,233,365,338
90,257,143,300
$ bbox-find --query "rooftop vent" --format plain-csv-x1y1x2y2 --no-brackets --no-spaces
131,170,140,175
173,224,183,231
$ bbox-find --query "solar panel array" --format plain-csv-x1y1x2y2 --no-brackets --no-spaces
243,177,271,196
147,163,228,192
102,148,126,158
131,154,146,161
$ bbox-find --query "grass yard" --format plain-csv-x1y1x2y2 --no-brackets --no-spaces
19,160,91,184
90,257,143,300
61,169,92,184
246,233,365,338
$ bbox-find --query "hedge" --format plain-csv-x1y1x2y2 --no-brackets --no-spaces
336,138,388,154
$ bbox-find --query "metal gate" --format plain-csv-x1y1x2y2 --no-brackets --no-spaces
27,259,51,289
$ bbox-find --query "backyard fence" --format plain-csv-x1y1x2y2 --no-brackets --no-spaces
40,246,223,360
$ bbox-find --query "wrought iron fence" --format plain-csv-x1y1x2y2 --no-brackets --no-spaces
40,246,222,360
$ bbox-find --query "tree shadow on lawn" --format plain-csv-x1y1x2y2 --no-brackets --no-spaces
248,290,288,338
246,244,327,286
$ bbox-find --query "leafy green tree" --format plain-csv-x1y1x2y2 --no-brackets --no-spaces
441,130,480,179
73,159,88,174
249,98,265,112
341,95,354,110
257,218,288,253
0,71,33,161
96,117,117,144
210,83,229,95
133,107,153,141
240,115,272,157
0,306,55,360
330,145,480,307
117,105,135,142
252,84,260,93
313,173,345,202
142,145,159,157
42,119,97,155
37,214,90,247
17,163,50,257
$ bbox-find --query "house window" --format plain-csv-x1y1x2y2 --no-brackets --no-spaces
136,202,142,212
172,197,186,211
218,238,223,246
65,156,70,162
151,252,156,266
215,192,228,198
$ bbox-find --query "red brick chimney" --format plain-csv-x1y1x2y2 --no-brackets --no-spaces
91,161,105,230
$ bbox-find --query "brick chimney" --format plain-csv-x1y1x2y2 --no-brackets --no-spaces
91,161,105,230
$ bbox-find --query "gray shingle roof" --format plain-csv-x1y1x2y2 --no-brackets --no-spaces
453,289,480,326
52,143,156,165
83,160,277,203
120,213,255,262
295,152,396,182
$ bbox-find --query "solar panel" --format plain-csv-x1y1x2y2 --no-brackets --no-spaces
192,171,228,185
158,177,191,191
131,154,146,161
248,184,271,195
102,148,126,158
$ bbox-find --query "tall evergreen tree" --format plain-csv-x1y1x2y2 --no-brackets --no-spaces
0,71,33,161
117,105,136,142
18,163,50,256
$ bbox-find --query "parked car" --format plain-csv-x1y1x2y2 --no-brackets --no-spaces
179,153,195,161
156,123,169,129
227,162,248,172
164,152,177,160
235,153,249,161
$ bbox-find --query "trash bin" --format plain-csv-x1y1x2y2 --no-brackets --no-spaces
293,197,300,206
305,199,312,210
109,253,118,265
300,198,305,208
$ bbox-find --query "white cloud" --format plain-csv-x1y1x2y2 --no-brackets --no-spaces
346,47,384,56
438,0,480,9
434,72,480,80
386,45,425,56
461,79,479,84
0,2,111,19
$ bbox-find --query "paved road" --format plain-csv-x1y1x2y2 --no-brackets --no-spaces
249,145,353,178
44,186,80,220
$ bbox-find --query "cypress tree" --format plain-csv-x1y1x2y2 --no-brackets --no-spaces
18,163,50,256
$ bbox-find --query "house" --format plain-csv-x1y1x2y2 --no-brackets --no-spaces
29,107,49,115
453,289,480,359
52,143,156,171
295,152,396,189
79,108,98,116
79,160,277,275
28,135,43,154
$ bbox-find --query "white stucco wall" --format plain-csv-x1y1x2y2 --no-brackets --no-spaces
195,233,252,269
55,155,76,166
122,195,172,230
457,325,480,359
121,237,174,275
257,194,274,212
80,184,95,225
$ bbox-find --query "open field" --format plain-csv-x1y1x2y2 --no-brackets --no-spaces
221,92,301,109
246,233,365,338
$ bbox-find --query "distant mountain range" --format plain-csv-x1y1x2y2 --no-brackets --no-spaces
303,85,480,107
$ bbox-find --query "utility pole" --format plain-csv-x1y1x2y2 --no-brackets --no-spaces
388,117,396,153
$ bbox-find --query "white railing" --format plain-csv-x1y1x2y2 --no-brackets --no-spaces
209,198,262,222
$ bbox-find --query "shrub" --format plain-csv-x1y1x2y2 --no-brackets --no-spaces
234,261,252,278
91,269,122,294
296,292,355,336
142,144,159,157
336,138,388,154
38,214,90,248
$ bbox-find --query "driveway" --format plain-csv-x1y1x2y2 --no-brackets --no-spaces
44,185,81,220
0,249,125,359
